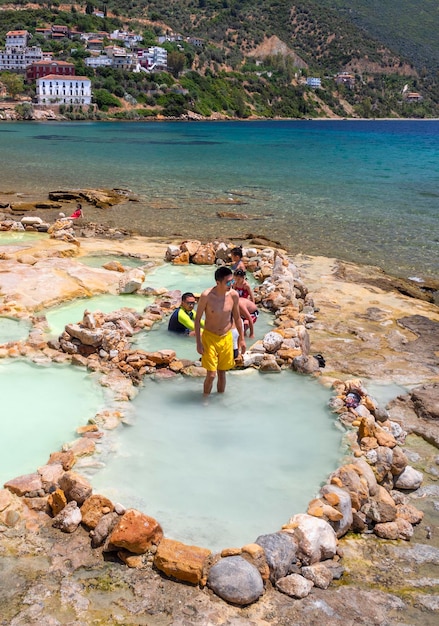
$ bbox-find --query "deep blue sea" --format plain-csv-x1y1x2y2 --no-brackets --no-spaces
0,119,438,279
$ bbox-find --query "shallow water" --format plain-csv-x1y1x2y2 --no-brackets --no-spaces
143,263,224,294
1,120,438,279
90,371,341,551
0,360,105,485
0,318,31,344
79,254,147,269
0,232,46,246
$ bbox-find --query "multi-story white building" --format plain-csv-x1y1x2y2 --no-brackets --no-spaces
137,46,167,71
36,75,92,106
85,54,112,68
0,30,49,71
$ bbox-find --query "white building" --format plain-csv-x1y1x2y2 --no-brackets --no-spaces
0,30,49,71
36,75,92,106
85,55,112,68
137,46,167,71
306,77,321,89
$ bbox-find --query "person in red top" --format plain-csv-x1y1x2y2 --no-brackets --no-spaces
70,204,83,219
233,269,258,338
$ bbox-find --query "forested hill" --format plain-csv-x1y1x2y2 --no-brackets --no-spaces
0,0,438,119
108,0,438,76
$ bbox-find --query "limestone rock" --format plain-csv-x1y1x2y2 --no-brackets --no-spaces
52,500,82,533
259,355,282,372
207,556,264,606
395,517,414,540
118,268,145,294
262,331,283,353
181,240,201,257
330,464,369,511
283,514,337,565
165,245,180,262
276,573,314,598
396,503,424,525
410,383,439,420
301,563,333,589
172,251,190,265
47,450,76,470
59,471,92,505
48,488,67,516
353,457,379,496
390,446,409,476
37,463,64,492
91,512,120,548
108,509,163,554
80,494,114,529
363,485,397,523
154,538,211,585
4,473,43,497
394,466,423,490
320,484,353,538
65,324,103,347
255,532,298,583
374,521,399,540
291,355,320,374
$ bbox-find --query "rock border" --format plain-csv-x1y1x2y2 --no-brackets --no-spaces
1,238,426,607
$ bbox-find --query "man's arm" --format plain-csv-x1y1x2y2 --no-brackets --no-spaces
231,291,246,353
177,308,204,333
195,292,208,355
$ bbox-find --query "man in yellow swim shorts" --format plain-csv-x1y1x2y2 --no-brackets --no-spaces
195,266,246,398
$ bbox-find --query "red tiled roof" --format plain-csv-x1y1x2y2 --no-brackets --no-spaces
37,74,90,81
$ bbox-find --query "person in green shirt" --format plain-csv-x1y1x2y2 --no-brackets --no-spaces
168,292,204,336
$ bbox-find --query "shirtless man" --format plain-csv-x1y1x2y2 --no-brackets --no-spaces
195,266,246,397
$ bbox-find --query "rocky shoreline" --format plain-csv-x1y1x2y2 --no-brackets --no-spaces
0,211,438,624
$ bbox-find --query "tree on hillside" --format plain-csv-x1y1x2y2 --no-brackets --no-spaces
167,51,185,78
1,72,24,99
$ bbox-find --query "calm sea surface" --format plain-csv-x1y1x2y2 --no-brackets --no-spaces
0,119,438,279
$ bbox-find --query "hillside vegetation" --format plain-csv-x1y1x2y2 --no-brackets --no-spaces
0,0,438,119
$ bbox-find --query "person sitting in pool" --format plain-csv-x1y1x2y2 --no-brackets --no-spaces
168,292,204,336
230,246,246,273
233,269,258,338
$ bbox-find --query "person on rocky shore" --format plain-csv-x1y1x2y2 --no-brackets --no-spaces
195,266,246,398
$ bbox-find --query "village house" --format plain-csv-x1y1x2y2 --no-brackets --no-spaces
137,46,168,71
85,53,112,69
26,60,75,83
51,25,70,40
335,72,356,89
403,92,423,102
0,30,50,71
306,77,321,88
36,74,92,106
109,30,143,48
104,45,136,70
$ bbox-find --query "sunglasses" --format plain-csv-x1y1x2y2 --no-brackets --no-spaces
185,301,196,306
226,279,234,286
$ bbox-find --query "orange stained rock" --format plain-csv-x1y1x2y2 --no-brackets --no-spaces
154,537,211,585
48,488,67,516
109,509,163,554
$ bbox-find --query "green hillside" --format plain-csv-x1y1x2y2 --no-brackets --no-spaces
0,0,438,119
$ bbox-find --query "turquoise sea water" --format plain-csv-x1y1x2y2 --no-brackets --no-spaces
0,120,438,279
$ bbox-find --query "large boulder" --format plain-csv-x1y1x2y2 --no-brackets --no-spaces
207,556,264,605
4,473,42,497
59,471,92,505
394,466,423,490
154,538,211,585
108,509,163,554
52,500,82,533
65,324,103,347
283,514,337,565
255,532,298,583
320,484,353,537
80,494,114,529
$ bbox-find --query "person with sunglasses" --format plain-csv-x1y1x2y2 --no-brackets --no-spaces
195,266,245,398
168,292,204,336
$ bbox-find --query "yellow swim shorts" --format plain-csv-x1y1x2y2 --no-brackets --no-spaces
201,329,234,372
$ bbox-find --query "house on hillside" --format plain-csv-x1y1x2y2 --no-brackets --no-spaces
51,25,70,40
26,60,75,83
403,92,423,103
110,30,143,48
137,46,167,71
36,75,92,106
335,72,355,89
0,30,50,71
85,54,112,68
306,77,321,89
